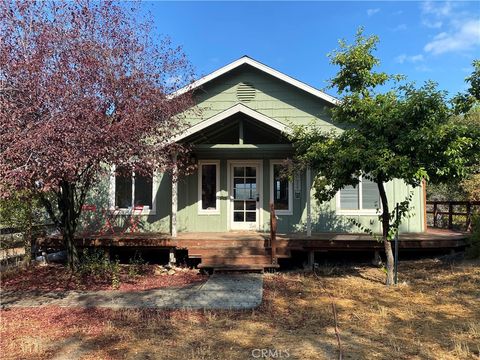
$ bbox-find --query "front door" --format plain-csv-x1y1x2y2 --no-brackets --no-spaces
230,162,260,230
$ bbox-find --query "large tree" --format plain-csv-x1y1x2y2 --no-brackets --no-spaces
0,1,194,269
291,29,480,285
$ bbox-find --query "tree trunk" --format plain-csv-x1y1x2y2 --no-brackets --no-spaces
23,201,33,264
377,181,394,285
59,181,79,270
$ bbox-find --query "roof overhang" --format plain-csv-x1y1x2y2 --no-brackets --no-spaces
170,56,339,106
174,103,291,142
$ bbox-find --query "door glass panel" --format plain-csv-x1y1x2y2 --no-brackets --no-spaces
232,165,258,225
234,212,244,222
245,166,256,177
245,212,256,222
234,166,244,177
234,201,244,211
245,201,256,210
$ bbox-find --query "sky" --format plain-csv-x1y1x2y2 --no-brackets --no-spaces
140,1,479,98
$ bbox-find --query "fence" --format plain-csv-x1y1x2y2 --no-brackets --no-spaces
426,201,480,231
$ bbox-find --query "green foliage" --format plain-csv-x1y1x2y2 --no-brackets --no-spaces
79,249,121,289
350,192,414,242
466,215,480,259
0,191,46,261
291,28,480,205
452,59,480,115
128,251,147,277
291,28,479,284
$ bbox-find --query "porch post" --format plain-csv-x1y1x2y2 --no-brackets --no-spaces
171,152,178,238
306,166,312,237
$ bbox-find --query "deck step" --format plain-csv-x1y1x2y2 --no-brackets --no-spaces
188,246,267,257
199,255,271,266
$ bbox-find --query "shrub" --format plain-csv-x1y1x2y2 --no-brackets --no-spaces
79,248,121,288
128,251,147,277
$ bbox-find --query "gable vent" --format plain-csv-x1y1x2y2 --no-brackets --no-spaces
236,82,256,102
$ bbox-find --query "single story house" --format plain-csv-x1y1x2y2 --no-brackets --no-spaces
83,56,433,270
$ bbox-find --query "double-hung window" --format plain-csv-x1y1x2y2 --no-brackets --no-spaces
337,175,381,215
198,160,220,214
270,161,293,215
111,167,155,214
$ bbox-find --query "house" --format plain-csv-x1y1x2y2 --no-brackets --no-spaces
86,56,434,270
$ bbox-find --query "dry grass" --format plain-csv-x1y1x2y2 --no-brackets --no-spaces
1,258,479,359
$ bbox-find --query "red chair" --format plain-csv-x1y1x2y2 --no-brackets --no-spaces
127,205,145,233
80,204,97,236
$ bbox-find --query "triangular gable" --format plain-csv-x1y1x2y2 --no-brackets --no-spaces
174,103,291,142
171,56,339,106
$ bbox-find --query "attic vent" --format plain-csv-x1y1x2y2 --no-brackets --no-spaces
236,82,256,102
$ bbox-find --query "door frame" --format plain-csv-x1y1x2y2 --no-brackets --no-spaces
227,160,263,231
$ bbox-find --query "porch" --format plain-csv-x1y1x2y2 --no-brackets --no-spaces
40,228,469,271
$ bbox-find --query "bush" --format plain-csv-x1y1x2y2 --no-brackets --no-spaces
466,215,480,259
128,251,147,277
79,248,120,288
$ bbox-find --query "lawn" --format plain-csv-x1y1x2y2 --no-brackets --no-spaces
1,258,479,360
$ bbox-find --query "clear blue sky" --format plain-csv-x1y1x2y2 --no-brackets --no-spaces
141,1,479,98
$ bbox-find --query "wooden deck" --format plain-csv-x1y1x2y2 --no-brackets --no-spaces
39,228,469,271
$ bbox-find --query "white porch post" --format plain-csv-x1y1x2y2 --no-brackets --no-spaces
306,166,312,237
171,152,178,238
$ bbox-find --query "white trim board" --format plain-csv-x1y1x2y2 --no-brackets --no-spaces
170,56,339,106
174,103,291,142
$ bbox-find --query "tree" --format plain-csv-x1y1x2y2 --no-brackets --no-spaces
0,190,44,263
427,60,480,202
291,29,480,285
0,1,194,270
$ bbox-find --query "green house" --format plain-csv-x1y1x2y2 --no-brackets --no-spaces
106,56,426,239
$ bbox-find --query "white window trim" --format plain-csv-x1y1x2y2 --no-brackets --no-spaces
109,165,158,216
198,160,221,215
336,175,382,216
270,160,293,216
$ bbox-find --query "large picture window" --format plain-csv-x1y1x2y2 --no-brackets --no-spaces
112,167,154,213
337,175,381,214
198,160,220,214
270,161,293,215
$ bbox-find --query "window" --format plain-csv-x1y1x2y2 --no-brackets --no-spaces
270,161,293,215
337,175,381,214
198,161,220,214
112,167,154,213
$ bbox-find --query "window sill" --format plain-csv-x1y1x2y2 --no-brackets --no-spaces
336,210,382,216
275,210,293,216
198,211,221,216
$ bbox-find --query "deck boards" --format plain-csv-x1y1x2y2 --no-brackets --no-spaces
38,228,468,270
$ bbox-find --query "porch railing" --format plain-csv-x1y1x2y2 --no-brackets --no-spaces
269,203,277,265
426,201,480,232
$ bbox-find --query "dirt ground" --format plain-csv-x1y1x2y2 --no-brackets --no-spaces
1,257,479,360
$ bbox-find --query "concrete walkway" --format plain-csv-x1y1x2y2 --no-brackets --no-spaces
0,273,263,310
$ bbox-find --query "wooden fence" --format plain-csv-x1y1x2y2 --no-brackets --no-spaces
426,201,480,231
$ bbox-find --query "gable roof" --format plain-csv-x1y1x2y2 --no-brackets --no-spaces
171,56,339,105
174,103,291,142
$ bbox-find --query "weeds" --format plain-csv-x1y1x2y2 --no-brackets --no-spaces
128,251,147,277
79,248,120,289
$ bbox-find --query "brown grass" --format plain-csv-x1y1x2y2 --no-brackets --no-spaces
1,258,479,359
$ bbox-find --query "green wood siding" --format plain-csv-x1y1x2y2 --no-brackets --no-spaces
86,64,425,235
179,66,336,130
